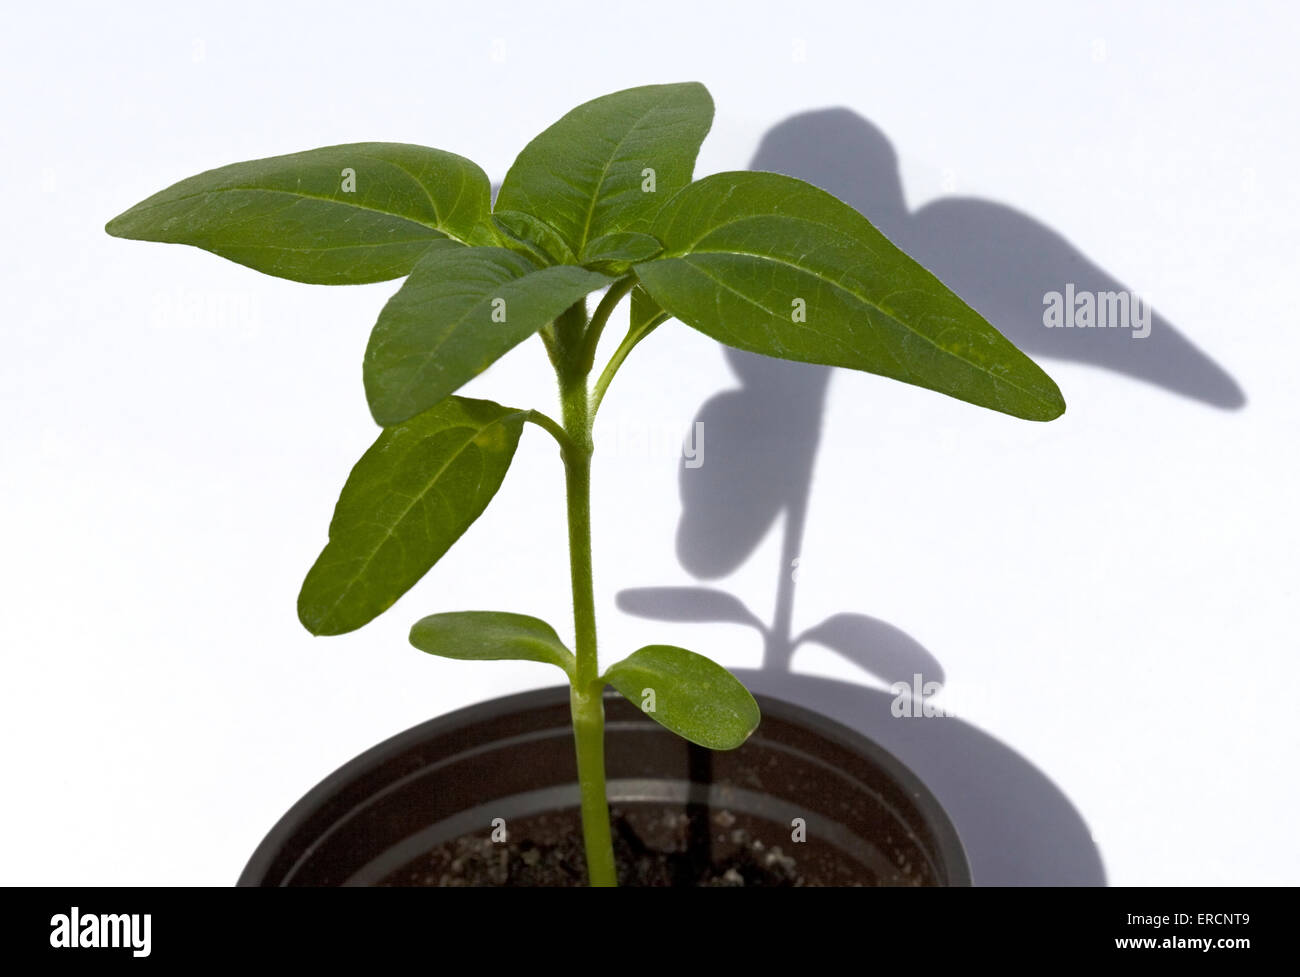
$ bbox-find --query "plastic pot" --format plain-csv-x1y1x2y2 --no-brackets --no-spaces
239,686,969,886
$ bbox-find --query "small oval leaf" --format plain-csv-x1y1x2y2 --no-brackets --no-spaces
410,611,574,675
603,644,760,750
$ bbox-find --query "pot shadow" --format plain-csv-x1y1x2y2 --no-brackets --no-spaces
615,109,1246,885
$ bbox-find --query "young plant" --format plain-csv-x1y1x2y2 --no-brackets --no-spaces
107,82,1065,887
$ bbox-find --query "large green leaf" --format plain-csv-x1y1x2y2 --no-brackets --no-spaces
635,171,1066,421
106,143,495,284
495,83,713,258
298,396,527,636
603,645,760,750
409,611,574,676
363,244,612,426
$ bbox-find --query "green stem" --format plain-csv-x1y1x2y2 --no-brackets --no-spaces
538,323,560,372
592,314,665,413
570,681,615,886
524,409,575,455
554,300,588,369
577,277,636,376
561,386,598,687
559,361,617,886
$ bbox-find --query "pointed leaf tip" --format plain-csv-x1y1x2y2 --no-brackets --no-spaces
496,83,713,258
105,142,495,283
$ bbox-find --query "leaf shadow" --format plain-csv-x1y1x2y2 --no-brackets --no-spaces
609,108,1250,884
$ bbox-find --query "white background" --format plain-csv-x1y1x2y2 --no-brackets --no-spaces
2,1,1296,886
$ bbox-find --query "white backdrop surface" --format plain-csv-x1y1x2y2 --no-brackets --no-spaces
1,1,1296,885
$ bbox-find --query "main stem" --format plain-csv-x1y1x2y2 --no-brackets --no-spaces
558,310,617,887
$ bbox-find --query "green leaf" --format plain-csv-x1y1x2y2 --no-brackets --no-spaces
635,171,1066,421
603,645,760,750
106,142,495,284
495,83,713,258
492,210,576,265
298,396,527,636
409,611,574,675
580,231,663,275
363,245,612,426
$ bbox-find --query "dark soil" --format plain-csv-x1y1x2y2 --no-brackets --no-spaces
379,804,892,886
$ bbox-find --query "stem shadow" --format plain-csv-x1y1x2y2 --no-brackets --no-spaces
615,108,1246,884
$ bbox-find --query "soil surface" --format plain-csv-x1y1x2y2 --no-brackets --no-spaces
379,804,895,886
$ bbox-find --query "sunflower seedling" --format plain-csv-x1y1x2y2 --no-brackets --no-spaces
107,82,1064,886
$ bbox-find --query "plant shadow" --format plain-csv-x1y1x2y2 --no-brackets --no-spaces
617,109,1245,885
